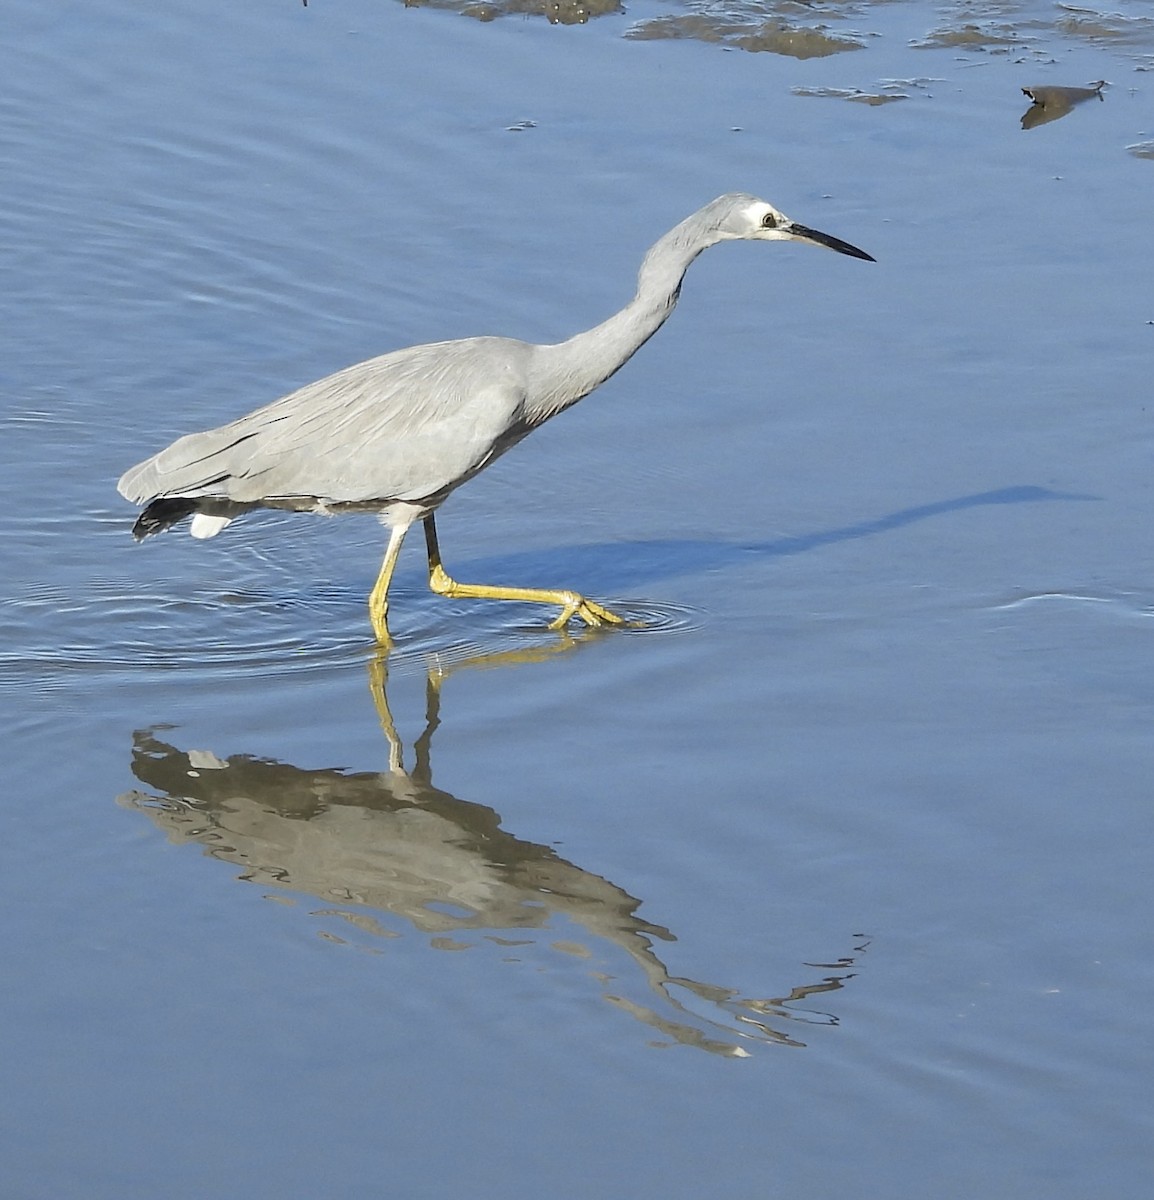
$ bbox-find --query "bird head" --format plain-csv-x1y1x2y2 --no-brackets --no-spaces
713,193,875,262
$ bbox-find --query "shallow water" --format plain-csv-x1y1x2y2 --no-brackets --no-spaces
3,0,1154,1196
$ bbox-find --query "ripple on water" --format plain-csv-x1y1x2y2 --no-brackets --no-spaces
0,580,369,687
614,598,702,635
0,582,701,689
988,589,1154,618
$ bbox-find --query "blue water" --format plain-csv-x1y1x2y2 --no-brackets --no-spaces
3,1,1153,1196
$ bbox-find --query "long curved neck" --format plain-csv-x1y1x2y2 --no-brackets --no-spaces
525,215,719,425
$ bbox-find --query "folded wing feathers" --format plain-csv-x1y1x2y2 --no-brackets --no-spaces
118,338,532,508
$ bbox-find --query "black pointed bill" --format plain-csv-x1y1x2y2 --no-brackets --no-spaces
787,222,875,262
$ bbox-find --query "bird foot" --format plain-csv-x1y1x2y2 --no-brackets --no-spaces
548,594,629,630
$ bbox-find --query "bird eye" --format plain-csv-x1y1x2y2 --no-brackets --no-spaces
761,212,778,229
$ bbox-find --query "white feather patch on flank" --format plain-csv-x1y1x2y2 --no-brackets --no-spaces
189,513,232,539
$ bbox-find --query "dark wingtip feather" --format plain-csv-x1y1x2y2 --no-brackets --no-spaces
132,498,198,540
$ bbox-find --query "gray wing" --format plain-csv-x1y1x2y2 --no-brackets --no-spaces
118,336,533,507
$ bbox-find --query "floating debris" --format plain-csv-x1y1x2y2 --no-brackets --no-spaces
1020,80,1105,129
878,77,943,91
403,0,623,23
1055,4,1154,49
1022,80,1106,105
912,21,1030,52
792,86,907,105
627,9,866,59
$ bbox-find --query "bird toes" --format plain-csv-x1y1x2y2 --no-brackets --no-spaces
550,595,628,630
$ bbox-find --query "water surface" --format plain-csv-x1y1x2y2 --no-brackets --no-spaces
3,1,1154,1196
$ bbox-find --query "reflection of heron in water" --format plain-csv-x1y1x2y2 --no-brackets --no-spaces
119,648,868,1056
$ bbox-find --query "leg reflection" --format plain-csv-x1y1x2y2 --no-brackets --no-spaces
120,649,870,1055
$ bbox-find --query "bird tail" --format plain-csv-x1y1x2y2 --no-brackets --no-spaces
132,498,198,540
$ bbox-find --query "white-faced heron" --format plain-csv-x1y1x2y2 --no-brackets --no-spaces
119,193,873,643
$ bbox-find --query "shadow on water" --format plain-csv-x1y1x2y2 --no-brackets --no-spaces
459,485,1098,596
118,647,869,1057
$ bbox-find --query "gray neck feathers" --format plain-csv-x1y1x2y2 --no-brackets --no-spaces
524,212,721,425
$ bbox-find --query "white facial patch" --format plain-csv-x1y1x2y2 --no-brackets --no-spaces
744,201,779,225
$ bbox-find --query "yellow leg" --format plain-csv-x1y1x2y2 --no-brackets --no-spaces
366,650,405,773
422,514,627,630
368,523,410,646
